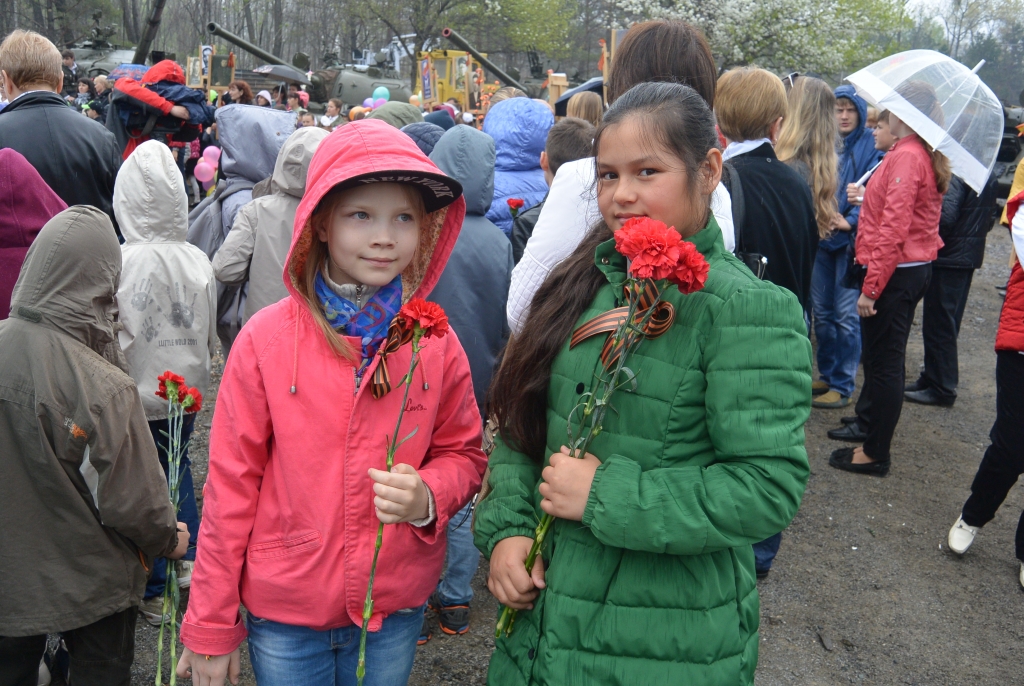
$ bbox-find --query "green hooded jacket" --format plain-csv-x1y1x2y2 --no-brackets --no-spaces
474,219,812,685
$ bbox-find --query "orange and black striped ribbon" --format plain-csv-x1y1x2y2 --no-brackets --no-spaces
371,318,414,399
569,279,675,370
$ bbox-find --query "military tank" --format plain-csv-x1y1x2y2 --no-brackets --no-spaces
207,22,411,110
68,8,172,77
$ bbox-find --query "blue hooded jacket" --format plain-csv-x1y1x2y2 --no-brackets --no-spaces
824,85,885,252
483,98,553,235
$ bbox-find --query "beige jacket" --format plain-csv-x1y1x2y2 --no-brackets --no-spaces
0,206,178,636
115,141,217,419
213,127,329,323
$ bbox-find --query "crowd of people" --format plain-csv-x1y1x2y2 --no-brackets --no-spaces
0,17,1022,686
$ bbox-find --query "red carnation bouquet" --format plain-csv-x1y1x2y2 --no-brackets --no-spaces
496,217,708,637
507,197,525,219
153,372,202,685
357,299,448,685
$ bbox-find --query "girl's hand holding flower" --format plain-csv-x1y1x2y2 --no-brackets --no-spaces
538,446,601,521
488,536,546,610
368,463,430,524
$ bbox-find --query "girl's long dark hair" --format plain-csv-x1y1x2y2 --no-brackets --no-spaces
487,82,720,462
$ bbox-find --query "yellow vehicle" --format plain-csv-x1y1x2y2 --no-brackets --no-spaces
416,48,495,115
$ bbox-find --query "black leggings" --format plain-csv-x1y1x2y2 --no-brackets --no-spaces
854,264,931,462
961,351,1024,561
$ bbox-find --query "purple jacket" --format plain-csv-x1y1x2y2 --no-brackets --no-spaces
0,149,66,319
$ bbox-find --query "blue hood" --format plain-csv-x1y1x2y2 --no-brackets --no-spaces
483,98,553,172
825,84,884,251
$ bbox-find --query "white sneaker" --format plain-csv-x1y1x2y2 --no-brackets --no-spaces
176,560,194,589
948,516,979,555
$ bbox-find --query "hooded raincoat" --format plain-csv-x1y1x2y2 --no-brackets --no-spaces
0,206,179,636
428,125,513,412
187,104,296,351
180,119,488,656
0,149,66,319
213,126,329,323
483,98,553,235
114,141,217,419
828,85,885,253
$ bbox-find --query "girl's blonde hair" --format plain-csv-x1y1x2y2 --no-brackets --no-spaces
776,76,840,239
715,68,787,142
291,183,427,360
566,91,603,127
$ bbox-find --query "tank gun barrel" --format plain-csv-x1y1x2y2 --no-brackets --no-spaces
133,0,168,65
207,22,289,67
441,28,527,93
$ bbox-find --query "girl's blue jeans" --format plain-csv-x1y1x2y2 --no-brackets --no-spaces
246,605,425,686
144,414,199,599
811,247,862,397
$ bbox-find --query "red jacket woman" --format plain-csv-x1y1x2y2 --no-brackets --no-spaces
855,133,944,300
829,105,950,476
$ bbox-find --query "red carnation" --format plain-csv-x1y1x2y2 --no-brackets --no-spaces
399,298,449,339
181,386,203,413
507,197,525,219
613,217,682,281
156,371,187,401
669,240,710,294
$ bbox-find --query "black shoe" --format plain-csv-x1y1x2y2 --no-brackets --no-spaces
828,423,867,442
904,387,955,407
755,569,770,580
841,415,858,425
418,616,432,645
828,447,890,477
428,591,470,636
904,377,927,393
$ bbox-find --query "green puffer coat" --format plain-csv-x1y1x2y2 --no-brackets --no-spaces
474,219,812,685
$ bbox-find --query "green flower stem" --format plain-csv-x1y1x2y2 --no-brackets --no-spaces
156,387,193,686
496,280,664,638
357,332,424,685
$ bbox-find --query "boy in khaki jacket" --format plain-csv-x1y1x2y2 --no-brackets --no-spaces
0,206,189,686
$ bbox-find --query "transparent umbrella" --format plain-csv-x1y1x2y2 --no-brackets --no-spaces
846,50,1003,193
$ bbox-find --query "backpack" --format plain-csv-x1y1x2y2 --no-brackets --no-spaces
721,161,768,279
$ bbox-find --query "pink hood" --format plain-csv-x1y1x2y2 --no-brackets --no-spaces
285,118,466,309
181,118,484,656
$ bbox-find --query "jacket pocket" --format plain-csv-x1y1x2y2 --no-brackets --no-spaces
248,531,322,561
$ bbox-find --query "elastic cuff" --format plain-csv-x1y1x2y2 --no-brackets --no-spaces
484,528,538,559
410,483,437,528
581,458,613,528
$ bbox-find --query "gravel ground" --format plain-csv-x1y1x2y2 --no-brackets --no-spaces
130,226,1022,685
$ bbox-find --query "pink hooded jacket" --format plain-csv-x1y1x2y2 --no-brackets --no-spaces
181,119,486,655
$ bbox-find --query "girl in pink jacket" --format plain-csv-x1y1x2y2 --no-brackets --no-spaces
177,119,487,685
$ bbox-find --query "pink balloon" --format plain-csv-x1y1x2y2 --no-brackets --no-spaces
194,161,215,183
203,146,221,165
374,98,387,109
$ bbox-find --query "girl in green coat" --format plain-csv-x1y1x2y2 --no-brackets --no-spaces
474,82,813,685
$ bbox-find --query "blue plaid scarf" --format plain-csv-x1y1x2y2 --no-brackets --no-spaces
314,272,403,370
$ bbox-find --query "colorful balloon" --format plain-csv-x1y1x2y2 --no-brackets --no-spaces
363,97,374,108
374,98,387,109
408,94,421,107
372,86,391,102
202,146,221,166
194,161,215,183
